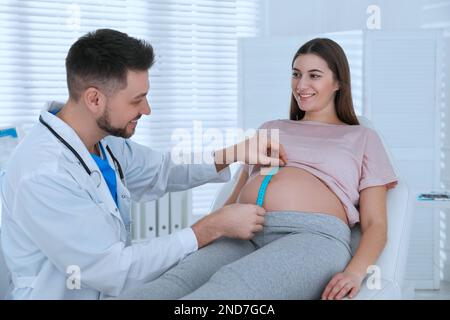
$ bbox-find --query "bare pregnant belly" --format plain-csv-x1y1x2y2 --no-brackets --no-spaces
237,167,348,225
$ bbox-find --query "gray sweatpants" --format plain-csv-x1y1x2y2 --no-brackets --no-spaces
119,211,352,300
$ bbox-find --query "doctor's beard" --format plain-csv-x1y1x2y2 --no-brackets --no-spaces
97,106,134,139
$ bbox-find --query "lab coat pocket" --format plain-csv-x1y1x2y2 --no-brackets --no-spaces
95,202,126,243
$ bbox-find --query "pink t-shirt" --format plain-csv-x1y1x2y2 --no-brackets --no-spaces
250,119,398,227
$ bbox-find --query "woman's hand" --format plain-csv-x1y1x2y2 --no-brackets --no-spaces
321,271,364,300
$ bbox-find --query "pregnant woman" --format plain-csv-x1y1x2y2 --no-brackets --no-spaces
119,38,398,300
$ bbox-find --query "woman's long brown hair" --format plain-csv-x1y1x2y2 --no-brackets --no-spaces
289,38,359,125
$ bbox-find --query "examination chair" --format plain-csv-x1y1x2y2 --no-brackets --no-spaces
209,116,413,300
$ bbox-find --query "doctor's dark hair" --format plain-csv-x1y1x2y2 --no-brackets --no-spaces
289,38,359,125
65,28,154,101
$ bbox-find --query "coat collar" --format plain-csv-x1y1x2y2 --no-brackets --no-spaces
40,101,121,216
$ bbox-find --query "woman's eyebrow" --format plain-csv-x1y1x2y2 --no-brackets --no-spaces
292,68,324,73
308,69,324,73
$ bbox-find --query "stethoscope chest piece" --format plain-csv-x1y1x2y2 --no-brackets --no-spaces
90,170,102,188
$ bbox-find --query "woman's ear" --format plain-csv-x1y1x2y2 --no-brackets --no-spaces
83,87,106,115
334,81,340,92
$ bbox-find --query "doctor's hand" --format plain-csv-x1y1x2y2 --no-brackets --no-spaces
321,271,364,300
192,203,266,248
214,133,287,172
214,203,266,240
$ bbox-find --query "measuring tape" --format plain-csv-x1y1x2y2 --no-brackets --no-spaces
256,167,279,207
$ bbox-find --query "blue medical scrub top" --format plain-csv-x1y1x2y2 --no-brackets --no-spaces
91,143,118,207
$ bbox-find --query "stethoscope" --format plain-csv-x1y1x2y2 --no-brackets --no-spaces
39,116,124,186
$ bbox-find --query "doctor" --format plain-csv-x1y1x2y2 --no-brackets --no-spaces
0,29,286,299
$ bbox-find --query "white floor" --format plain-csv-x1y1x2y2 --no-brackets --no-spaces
414,281,450,300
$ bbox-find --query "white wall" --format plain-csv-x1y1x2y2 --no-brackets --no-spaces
263,0,422,36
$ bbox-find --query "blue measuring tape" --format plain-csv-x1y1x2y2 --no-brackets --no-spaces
256,167,279,207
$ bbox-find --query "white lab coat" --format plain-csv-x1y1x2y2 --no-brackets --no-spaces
0,102,230,299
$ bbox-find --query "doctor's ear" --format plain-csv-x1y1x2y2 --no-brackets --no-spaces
83,87,106,115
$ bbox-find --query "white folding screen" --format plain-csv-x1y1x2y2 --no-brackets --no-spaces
421,0,450,283
238,35,307,130
364,30,443,289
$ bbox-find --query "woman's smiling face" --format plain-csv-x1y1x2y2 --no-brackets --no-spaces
291,53,340,115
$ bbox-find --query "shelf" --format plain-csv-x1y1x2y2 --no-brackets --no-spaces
416,200,450,209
